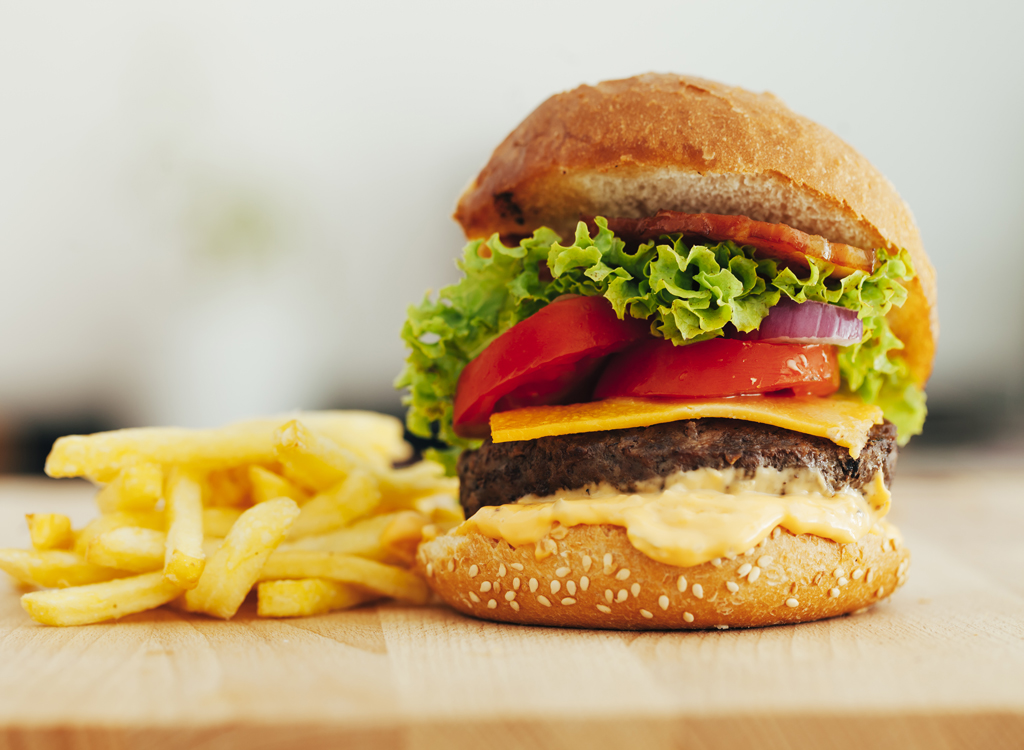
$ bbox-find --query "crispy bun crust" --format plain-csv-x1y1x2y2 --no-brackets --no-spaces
416,524,910,630
454,73,936,386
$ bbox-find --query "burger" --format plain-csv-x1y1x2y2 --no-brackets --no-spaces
399,74,936,629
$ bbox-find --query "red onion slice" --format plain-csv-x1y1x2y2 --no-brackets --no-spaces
732,299,862,346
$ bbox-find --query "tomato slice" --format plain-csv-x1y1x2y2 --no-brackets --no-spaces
593,339,840,400
452,296,650,438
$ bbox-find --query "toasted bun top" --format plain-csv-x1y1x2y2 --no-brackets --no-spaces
455,74,936,385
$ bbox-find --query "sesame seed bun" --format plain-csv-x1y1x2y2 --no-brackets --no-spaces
454,73,936,387
416,524,910,630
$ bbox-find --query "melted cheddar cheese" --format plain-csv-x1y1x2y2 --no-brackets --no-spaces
489,395,884,458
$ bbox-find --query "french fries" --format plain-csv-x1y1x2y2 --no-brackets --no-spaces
6,411,461,626
184,498,299,619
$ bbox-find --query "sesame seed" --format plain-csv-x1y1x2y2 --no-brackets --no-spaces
582,555,593,572
829,587,840,598
616,589,628,603
726,581,739,593
498,564,506,577
513,577,521,590
834,568,845,579
640,609,654,619
566,580,577,596
480,582,491,593
897,560,907,576
580,576,589,591
556,567,570,578
710,558,723,568
510,562,524,571
561,598,576,606
683,612,694,623
724,552,736,561
772,527,782,539
658,595,669,610
692,584,704,599
603,553,613,574
597,604,612,614
425,563,433,577
866,569,874,584
468,565,479,578
676,575,687,593
529,578,538,593
505,591,516,601
447,560,455,573
487,599,497,609
605,589,613,603
716,625,730,630
469,592,480,603
757,556,773,567
550,581,561,595
510,601,520,612
537,595,551,607
748,567,761,583
786,598,799,608
852,568,864,580
630,583,640,598
891,537,901,550
838,577,849,587
615,569,631,581
876,586,885,598
737,563,752,577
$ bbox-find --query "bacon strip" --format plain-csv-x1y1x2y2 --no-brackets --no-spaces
590,211,876,276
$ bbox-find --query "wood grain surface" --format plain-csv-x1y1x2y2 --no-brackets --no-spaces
0,471,1022,750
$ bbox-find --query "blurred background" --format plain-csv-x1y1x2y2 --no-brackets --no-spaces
1,0,1022,473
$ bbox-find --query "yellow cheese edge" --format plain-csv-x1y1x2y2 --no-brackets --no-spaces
489,396,884,459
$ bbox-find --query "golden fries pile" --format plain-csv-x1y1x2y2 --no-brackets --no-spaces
0,411,461,626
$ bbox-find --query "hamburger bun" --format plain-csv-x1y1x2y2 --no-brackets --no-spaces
416,523,910,630
455,73,936,387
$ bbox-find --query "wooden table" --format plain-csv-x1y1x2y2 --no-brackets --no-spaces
1,470,1022,750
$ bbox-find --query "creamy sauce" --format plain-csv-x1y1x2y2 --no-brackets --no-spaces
458,468,891,568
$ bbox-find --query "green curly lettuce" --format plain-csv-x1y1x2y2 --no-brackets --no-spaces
396,218,925,452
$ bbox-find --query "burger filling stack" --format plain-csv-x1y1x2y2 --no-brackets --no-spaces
398,74,936,630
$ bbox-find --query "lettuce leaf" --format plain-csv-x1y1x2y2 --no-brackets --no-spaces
396,218,925,450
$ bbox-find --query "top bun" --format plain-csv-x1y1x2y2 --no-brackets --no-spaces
454,73,936,386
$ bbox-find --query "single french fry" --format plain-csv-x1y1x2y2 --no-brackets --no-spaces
86,527,165,573
249,465,309,505
44,412,411,483
287,471,380,539
26,514,74,551
21,571,184,626
74,511,164,557
0,549,126,588
202,507,243,538
259,550,430,604
256,578,378,618
413,493,465,529
95,463,163,513
163,469,206,588
273,420,367,491
184,498,300,619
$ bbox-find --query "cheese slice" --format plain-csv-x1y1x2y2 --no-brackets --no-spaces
489,395,883,458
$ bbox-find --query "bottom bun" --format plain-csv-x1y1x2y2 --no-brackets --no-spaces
416,524,910,630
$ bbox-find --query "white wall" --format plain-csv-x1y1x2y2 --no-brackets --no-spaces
0,0,1020,428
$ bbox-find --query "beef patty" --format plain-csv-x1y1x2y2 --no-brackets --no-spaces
458,419,897,517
